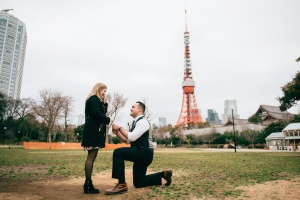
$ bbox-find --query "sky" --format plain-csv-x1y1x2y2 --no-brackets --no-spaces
2,0,300,127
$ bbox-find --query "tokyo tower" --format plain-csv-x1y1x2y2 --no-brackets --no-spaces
176,8,204,127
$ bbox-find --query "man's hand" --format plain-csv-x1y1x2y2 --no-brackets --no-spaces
112,123,121,132
112,130,118,135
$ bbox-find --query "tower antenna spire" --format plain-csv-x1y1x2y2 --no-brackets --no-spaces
1,9,14,13
185,4,188,32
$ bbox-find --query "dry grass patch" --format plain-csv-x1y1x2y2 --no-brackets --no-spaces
0,148,300,199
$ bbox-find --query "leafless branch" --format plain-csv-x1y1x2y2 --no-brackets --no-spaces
30,89,69,143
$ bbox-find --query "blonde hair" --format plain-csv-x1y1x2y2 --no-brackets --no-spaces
86,83,107,101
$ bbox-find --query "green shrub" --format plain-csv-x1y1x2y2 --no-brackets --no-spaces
21,137,31,142
12,138,19,144
254,144,266,149
111,136,120,144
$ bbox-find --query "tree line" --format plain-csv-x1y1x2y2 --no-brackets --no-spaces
0,89,128,145
148,114,300,148
0,89,74,144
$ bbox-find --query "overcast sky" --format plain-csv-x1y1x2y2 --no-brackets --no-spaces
2,0,300,127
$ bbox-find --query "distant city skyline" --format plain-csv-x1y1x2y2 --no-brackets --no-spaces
0,9,27,99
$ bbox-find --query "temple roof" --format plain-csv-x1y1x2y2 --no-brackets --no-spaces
254,104,294,120
224,119,249,126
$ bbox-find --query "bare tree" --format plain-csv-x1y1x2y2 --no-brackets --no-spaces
171,127,185,146
156,129,166,144
244,129,259,148
107,92,128,125
157,125,173,134
142,98,153,122
15,98,32,118
62,96,73,142
24,113,41,138
0,92,6,120
178,128,185,146
106,92,128,143
195,134,201,145
4,96,18,119
14,98,33,137
156,125,173,143
31,89,67,143
200,129,218,148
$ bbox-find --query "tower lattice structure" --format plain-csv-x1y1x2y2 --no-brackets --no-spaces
176,9,204,127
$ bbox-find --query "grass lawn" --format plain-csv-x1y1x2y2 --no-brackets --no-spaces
0,148,299,199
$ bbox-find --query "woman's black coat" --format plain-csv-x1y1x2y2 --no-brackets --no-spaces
81,95,110,148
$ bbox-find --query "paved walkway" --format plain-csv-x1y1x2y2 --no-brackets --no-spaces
198,148,300,153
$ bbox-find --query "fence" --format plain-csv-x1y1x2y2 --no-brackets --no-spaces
23,142,130,150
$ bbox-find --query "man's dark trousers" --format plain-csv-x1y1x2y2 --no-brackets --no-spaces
112,146,163,188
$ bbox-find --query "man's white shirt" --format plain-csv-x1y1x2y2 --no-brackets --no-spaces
128,115,150,142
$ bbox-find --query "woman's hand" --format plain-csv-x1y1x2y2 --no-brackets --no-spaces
110,117,114,122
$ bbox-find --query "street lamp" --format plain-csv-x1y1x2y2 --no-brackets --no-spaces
231,107,237,153
64,120,70,142
2,127,6,145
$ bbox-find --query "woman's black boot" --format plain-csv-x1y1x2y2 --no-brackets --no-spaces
83,180,100,194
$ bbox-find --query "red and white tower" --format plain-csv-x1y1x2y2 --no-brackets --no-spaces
176,8,204,127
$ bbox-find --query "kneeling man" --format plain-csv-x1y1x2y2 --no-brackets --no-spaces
105,101,172,195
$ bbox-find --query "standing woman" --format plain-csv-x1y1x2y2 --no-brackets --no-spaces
81,83,113,194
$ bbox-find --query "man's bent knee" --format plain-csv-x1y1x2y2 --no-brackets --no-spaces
133,180,144,188
113,148,122,157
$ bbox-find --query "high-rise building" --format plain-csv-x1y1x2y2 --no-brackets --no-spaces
0,9,27,99
206,109,221,124
222,99,240,124
158,117,166,127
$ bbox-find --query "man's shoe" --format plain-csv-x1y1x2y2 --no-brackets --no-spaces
163,169,173,186
105,183,128,195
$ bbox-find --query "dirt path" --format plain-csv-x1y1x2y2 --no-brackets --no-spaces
0,171,299,200
231,177,300,200
0,170,153,200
